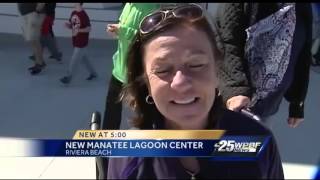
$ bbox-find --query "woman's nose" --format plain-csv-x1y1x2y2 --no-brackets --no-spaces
170,70,192,93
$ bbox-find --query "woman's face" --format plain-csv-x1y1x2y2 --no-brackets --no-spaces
143,25,218,129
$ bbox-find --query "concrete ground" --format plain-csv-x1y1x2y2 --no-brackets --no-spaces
0,33,319,178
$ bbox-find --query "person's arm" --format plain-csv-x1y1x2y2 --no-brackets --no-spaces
215,3,253,110
284,4,312,127
116,3,153,42
107,23,120,38
118,25,138,41
78,26,91,33
106,20,136,41
107,3,130,40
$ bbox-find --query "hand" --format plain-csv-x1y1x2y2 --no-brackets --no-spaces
226,95,251,112
107,24,119,33
287,117,304,128
106,24,119,38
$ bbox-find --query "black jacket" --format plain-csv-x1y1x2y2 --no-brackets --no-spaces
107,110,284,179
215,3,312,118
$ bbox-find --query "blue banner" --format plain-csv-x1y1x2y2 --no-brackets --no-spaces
19,135,271,160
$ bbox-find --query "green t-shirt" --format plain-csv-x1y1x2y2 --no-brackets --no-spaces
112,3,160,83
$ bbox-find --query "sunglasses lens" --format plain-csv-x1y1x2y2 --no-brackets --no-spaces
174,5,202,20
140,5,204,35
140,12,164,34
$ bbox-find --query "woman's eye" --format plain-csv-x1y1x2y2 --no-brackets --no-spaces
189,64,205,69
155,68,170,75
156,70,169,74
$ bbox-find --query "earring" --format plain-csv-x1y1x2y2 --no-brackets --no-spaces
216,88,221,96
145,95,154,104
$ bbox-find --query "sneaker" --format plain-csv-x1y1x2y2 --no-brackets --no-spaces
60,76,72,84
86,73,97,81
49,52,62,62
29,55,35,61
28,62,46,70
29,64,45,75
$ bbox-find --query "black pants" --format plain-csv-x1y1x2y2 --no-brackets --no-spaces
96,75,123,179
313,43,320,64
101,75,123,130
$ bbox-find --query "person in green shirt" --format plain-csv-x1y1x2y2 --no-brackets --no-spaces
102,3,160,131
96,4,161,179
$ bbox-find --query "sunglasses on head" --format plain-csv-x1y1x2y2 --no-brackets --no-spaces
139,4,204,35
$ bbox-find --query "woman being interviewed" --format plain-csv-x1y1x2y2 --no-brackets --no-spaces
107,4,284,179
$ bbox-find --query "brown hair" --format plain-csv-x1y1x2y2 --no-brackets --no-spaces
121,8,224,129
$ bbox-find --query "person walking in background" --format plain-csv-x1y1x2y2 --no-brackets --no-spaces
60,3,97,85
95,3,160,179
215,3,312,128
102,3,160,130
29,3,63,62
17,3,46,75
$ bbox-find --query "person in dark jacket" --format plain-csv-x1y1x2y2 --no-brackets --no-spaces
311,3,320,65
106,4,284,179
214,3,312,128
